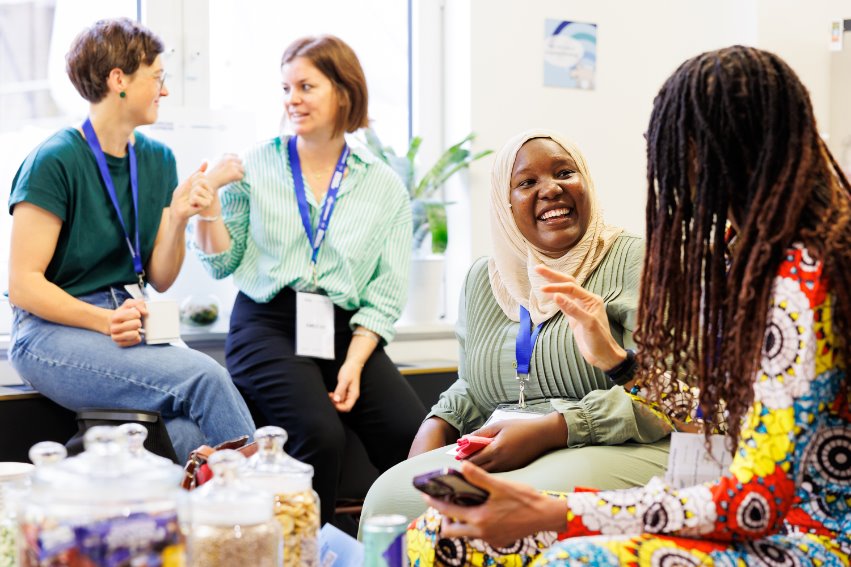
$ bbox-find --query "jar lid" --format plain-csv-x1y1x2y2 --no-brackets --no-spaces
190,450,273,526
0,461,35,511
0,462,35,483
242,426,313,493
118,423,176,467
29,426,182,502
246,426,313,475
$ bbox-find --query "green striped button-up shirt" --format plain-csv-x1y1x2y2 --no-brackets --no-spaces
195,136,412,343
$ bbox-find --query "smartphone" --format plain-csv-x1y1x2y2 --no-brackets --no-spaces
412,467,489,507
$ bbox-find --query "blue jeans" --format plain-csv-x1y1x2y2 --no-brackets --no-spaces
9,288,255,461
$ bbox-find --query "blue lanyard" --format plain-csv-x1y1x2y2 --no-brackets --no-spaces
82,119,145,287
286,136,349,268
516,306,544,375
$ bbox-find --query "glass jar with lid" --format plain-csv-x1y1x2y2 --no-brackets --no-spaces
0,460,35,567
186,449,281,567
242,426,320,567
17,426,184,567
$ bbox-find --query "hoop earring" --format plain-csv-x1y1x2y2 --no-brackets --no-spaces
119,91,126,98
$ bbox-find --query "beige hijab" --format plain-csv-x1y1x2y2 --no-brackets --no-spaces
488,129,623,325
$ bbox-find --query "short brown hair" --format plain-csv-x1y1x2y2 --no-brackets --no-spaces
66,18,164,103
281,35,369,137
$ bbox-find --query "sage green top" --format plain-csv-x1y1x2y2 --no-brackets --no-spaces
428,234,672,447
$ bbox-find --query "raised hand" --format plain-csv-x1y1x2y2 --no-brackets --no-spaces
535,264,627,371
170,162,214,222
206,153,244,190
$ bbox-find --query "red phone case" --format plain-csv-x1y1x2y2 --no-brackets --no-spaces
454,434,494,460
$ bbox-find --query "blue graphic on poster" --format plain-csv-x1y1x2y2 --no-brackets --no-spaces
544,19,597,89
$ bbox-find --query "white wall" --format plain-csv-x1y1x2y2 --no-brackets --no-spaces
446,0,760,274
437,0,760,321
436,0,849,321
755,0,850,143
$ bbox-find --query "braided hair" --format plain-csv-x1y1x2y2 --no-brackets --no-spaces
636,45,851,449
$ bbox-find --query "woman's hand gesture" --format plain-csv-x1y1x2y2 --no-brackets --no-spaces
206,153,244,190
170,162,215,222
535,264,627,371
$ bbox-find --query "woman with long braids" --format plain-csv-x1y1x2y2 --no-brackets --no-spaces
405,45,851,566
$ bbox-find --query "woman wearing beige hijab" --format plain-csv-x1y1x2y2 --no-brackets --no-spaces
359,129,675,529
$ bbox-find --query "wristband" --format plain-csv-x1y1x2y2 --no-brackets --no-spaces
352,329,380,343
605,348,637,386
197,214,220,222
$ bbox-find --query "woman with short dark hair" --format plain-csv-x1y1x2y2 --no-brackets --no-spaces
8,18,255,462
194,34,426,526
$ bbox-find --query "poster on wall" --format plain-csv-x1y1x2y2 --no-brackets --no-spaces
830,20,843,52
543,19,597,90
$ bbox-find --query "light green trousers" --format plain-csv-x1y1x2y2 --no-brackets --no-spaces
358,437,670,539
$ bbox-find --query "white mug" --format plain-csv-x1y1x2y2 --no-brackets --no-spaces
143,300,181,345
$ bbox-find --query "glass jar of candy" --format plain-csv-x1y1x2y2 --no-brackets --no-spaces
17,427,184,567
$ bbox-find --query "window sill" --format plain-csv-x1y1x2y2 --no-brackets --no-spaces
0,321,458,386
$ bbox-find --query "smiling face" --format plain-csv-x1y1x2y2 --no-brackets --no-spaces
509,138,591,257
281,56,340,141
123,54,167,126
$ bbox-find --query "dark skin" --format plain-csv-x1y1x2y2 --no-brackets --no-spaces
422,460,568,548
409,138,618,471
509,138,591,257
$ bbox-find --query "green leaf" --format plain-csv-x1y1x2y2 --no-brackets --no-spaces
405,137,422,191
362,128,392,164
360,128,492,253
425,203,448,254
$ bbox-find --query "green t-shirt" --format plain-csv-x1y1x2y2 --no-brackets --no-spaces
9,128,178,297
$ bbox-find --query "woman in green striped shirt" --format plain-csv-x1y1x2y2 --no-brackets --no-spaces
194,35,426,527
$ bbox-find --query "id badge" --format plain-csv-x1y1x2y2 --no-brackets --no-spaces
664,432,732,488
484,402,550,427
296,291,335,360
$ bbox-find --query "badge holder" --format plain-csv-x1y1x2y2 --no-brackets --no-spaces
485,401,551,427
295,286,335,360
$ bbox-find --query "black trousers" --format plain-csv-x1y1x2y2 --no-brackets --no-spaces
225,289,426,525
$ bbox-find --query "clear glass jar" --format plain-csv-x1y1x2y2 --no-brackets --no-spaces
180,294,221,326
0,461,35,567
243,426,320,567
186,450,281,567
17,427,184,567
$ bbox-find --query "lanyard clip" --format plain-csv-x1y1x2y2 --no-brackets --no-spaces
137,271,147,296
515,373,530,409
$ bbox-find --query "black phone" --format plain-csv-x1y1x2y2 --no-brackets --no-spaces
412,467,489,507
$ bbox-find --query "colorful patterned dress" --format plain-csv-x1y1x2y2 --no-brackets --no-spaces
407,244,850,566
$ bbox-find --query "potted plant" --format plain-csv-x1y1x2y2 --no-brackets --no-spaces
360,129,492,324
362,129,492,254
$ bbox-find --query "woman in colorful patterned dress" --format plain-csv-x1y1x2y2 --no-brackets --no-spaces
406,45,851,567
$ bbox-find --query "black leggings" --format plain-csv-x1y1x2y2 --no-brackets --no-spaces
225,288,426,525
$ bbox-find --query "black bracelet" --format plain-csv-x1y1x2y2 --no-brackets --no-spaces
605,348,637,386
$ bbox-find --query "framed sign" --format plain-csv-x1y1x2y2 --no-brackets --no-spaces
544,19,597,90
